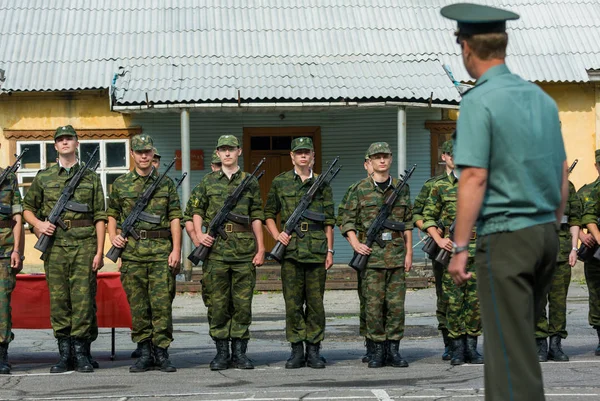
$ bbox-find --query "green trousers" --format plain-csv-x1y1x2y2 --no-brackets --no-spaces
475,223,557,401
433,260,448,331
443,257,481,338
584,260,600,329
363,267,406,342
535,260,571,339
0,259,16,344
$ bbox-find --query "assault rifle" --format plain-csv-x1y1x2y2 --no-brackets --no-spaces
175,172,187,190
348,165,416,273
106,159,177,262
269,157,341,262
187,158,266,265
434,221,456,266
0,148,28,215
568,159,578,175
34,147,100,254
421,219,445,259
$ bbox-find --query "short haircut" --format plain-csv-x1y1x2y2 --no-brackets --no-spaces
459,32,508,60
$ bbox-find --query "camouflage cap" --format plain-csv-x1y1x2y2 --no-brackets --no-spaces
152,147,161,159
54,125,78,140
211,150,221,164
595,149,600,163
365,151,370,161
366,142,392,157
441,140,453,155
217,135,240,148
291,137,314,152
131,134,154,151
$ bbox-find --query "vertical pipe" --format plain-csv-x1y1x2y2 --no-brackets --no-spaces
180,109,192,278
397,106,407,175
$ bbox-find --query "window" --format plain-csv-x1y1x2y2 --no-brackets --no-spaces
17,139,130,199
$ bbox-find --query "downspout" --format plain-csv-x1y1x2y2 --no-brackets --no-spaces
397,106,407,175
180,109,192,278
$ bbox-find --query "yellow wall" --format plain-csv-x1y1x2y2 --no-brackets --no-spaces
539,83,597,190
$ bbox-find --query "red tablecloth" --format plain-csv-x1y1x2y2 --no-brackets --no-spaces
12,272,132,329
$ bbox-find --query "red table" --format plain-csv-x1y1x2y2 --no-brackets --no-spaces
12,272,132,359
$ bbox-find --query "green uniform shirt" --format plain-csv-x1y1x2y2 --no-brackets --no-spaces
557,181,581,260
337,176,413,269
264,169,335,263
580,178,600,226
23,163,106,243
184,169,264,263
454,64,566,236
0,170,22,258
107,169,182,262
412,173,445,229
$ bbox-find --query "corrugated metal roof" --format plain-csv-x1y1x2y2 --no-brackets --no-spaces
1,0,599,104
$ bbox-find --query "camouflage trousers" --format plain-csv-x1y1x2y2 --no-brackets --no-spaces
200,263,212,325
0,259,16,344
89,270,98,343
584,260,600,329
432,260,448,331
204,259,255,340
535,259,571,338
363,267,406,342
120,260,174,348
281,259,326,344
442,257,481,339
357,271,366,336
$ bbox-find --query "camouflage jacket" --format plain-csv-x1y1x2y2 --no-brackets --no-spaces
412,173,445,229
264,169,335,263
422,172,476,257
556,181,581,261
0,169,22,258
580,177,600,227
184,169,264,263
107,169,182,262
337,176,413,269
23,163,106,244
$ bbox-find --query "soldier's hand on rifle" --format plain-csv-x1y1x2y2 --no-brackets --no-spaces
350,240,371,256
198,232,215,247
36,220,56,236
111,234,127,249
92,253,104,272
436,237,453,252
580,231,596,248
277,232,291,246
168,249,181,269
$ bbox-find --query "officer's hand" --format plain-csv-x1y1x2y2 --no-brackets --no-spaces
253,249,265,267
111,234,127,249
36,220,56,236
277,232,291,246
436,237,453,252
350,240,371,256
448,252,471,286
325,252,333,270
10,251,22,270
198,232,215,247
569,249,578,267
168,250,181,269
92,253,104,271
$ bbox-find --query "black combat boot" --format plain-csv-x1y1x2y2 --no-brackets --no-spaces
0,343,10,374
548,335,569,361
386,340,409,368
86,341,99,369
129,340,154,373
210,339,230,370
536,338,548,362
154,346,177,372
596,329,600,356
131,343,142,358
441,329,451,361
231,339,254,369
285,342,305,369
73,339,94,373
450,336,466,366
305,342,325,369
367,342,385,368
362,338,374,363
465,335,484,364
50,337,72,373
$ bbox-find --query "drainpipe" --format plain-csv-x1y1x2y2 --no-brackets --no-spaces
397,106,407,175
180,108,192,278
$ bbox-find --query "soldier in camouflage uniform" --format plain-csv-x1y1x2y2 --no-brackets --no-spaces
337,142,413,368
108,134,182,373
0,155,24,375
422,140,483,366
23,125,106,374
210,149,222,172
264,137,335,369
185,135,265,370
579,149,600,356
535,177,580,362
412,143,449,361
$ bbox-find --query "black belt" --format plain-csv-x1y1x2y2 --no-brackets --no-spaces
358,231,403,242
222,222,251,233
62,219,94,230
444,227,477,240
0,220,16,229
137,229,172,239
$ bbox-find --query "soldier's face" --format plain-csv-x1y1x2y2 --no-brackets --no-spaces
131,149,154,169
369,153,392,173
442,153,455,170
152,157,160,169
54,136,78,156
291,149,313,168
216,146,241,167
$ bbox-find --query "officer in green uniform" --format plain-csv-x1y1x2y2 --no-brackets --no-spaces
337,142,413,368
422,140,482,365
535,177,580,362
185,135,265,371
579,150,600,355
23,125,107,374
412,141,451,361
264,137,335,369
0,156,24,375
442,4,568,400
108,134,182,373
338,152,375,362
